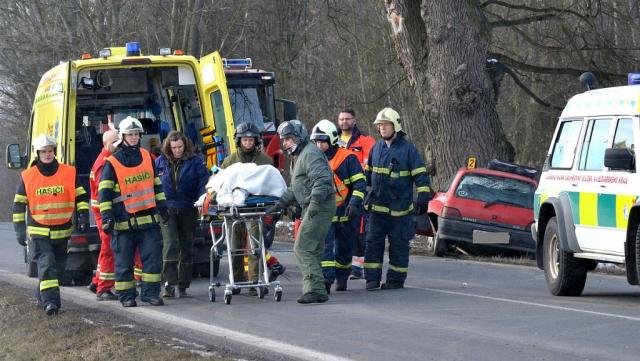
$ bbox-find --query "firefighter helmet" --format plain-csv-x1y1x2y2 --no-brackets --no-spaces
310,119,338,145
32,134,57,152
373,107,403,133
277,119,308,154
234,122,262,147
118,116,145,135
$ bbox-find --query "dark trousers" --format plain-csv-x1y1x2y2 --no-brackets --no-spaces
33,237,67,309
364,212,414,284
112,225,163,302
161,207,197,289
322,218,358,283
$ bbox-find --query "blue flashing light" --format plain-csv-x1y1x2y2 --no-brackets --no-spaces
125,42,141,56
223,58,252,69
628,72,640,85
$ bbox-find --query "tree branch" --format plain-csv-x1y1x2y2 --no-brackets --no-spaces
481,0,591,23
490,13,556,27
489,51,626,81
501,66,563,110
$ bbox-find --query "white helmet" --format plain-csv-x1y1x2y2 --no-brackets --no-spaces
118,116,144,135
32,134,56,152
373,107,403,134
310,119,338,146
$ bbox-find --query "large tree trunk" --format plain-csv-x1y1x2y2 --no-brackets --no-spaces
384,0,514,188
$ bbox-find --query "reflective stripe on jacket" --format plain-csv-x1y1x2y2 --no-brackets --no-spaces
22,164,76,225
107,149,156,214
365,135,431,216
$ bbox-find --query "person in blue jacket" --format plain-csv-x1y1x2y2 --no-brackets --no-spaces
155,131,210,298
364,108,432,290
310,119,366,293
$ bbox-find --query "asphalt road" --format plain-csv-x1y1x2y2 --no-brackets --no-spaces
1,222,639,361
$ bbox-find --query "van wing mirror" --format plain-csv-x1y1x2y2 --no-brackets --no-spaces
6,143,25,169
604,147,635,171
275,98,297,123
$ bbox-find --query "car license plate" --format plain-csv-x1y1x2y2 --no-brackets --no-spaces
472,230,510,244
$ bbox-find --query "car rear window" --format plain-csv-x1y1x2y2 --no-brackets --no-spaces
455,174,535,209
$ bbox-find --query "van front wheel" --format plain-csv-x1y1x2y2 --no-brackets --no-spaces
543,217,587,296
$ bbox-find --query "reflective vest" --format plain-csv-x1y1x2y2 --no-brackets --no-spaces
343,133,376,170
22,164,76,225
107,149,156,214
328,147,353,207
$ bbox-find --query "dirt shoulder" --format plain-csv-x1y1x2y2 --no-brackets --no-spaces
0,281,231,361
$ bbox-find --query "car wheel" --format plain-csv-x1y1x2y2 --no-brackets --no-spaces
542,217,587,296
425,231,446,257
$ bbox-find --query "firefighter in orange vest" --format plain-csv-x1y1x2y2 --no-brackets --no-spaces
98,116,168,307
310,119,366,292
12,134,90,315
88,129,143,300
336,108,376,280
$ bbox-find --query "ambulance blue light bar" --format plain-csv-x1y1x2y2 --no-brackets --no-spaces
126,42,141,56
223,58,252,69
628,73,640,85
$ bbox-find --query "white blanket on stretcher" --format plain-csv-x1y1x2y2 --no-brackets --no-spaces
196,162,287,207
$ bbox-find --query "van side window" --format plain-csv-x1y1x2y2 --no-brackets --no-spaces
578,118,612,171
550,120,583,169
612,118,634,151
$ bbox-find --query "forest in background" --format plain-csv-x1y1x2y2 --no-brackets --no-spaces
0,0,639,220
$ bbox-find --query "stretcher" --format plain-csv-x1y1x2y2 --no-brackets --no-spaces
207,196,283,304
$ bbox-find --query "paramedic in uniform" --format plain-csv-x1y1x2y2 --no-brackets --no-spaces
12,134,90,315
98,116,168,307
220,122,287,295
364,108,431,290
267,120,336,304
310,119,366,293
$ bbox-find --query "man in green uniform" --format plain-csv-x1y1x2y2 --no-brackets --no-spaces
267,120,336,304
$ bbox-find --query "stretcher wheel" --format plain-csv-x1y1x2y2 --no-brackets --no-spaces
258,286,266,299
275,290,282,302
208,287,215,302
224,294,232,305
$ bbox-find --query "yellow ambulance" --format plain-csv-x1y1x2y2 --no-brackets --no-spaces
534,74,640,296
6,42,295,282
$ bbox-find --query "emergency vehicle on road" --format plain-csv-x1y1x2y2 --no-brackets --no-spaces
534,74,640,296
6,42,296,282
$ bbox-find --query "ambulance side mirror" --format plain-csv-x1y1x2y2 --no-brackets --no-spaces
6,143,25,169
604,147,635,171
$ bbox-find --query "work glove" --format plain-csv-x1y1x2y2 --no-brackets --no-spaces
289,205,302,220
16,229,26,247
77,212,90,233
345,204,361,220
265,200,286,215
159,207,170,224
306,198,320,219
102,218,115,235
415,202,428,216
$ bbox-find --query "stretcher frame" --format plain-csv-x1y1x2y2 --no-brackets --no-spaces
207,202,283,304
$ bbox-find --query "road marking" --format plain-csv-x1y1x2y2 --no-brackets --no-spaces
0,269,352,361
413,285,640,322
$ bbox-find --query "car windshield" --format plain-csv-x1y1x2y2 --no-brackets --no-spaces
455,173,534,209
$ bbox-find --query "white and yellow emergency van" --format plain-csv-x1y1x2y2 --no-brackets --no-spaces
534,76,640,296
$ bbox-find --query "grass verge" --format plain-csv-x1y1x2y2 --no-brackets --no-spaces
0,281,229,360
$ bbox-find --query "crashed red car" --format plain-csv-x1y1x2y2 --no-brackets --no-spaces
426,160,538,256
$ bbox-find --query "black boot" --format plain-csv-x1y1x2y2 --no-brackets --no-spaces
269,263,286,282
381,282,404,290
365,281,380,291
122,299,137,307
335,278,347,291
297,292,328,304
44,303,59,316
144,297,164,306
325,280,332,295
